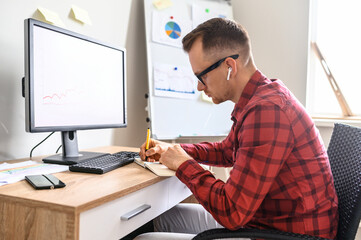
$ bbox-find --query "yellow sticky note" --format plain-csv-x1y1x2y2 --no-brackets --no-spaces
201,92,213,104
71,5,92,25
153,0,173,10
37,7,65,27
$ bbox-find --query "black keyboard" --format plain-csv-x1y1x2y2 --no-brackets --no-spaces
69,151,139,174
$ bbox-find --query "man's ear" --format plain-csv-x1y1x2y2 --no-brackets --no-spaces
225,57,237,80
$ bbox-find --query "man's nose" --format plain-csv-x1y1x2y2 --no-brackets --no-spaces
197,80,205,91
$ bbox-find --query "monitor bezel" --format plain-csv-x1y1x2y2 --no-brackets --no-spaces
24,18,127,133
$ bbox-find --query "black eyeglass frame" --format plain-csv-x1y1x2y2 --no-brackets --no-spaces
195,54,239,85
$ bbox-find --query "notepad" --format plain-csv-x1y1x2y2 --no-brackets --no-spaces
134,158,175,177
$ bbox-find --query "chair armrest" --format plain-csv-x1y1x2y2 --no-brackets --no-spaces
192,228,332,240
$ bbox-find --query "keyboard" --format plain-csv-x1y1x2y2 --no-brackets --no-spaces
69,151,140,174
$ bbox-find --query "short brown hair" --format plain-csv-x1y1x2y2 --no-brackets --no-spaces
182,18,251,62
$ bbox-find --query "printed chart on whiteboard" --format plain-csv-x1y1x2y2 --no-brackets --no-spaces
153,63,198,100
152,11,192,48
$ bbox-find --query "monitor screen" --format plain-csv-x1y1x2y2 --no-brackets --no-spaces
25,19,126,132
24,18,127,164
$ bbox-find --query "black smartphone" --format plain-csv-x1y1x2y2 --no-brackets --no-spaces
25,174,66,190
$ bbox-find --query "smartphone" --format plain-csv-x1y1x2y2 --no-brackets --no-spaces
43,174,66,188
25,174,66,190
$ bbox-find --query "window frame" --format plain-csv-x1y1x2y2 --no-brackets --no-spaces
306,0,361,126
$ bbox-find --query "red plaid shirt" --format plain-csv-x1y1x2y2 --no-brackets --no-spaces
177,70,338,239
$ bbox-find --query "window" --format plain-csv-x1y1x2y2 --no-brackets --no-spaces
307,0,361,117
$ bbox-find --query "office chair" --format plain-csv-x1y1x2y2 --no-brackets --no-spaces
193,123,361,240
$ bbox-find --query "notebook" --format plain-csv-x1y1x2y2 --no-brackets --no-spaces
134,158,176,177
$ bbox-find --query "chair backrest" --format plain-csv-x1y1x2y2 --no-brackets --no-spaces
327,123,361,240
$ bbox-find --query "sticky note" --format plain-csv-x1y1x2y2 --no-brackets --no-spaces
37,7,65,27
201,92,213,103
153,0,173,10
71,5,92,25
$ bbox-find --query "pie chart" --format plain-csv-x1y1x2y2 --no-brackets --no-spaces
165,21,181,39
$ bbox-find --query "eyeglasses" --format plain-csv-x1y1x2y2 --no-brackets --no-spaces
195,54,239,85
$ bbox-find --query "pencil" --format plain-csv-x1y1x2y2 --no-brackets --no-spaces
145,128,151,161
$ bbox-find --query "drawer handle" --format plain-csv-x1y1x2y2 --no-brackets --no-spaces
121,204,151,221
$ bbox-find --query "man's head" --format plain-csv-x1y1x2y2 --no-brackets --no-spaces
183,18,251,65
182,18,256,104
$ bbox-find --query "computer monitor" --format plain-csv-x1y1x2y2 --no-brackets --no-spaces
24,18,127,165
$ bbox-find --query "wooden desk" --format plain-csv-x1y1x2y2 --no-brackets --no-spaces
0,146,191,240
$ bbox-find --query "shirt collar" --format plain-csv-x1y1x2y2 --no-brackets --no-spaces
231,70,267,120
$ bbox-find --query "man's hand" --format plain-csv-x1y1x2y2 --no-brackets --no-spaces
139,140,192,170
139,139,173,162
159,144,192,171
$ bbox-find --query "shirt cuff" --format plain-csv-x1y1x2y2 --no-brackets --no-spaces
180,143,194,153
176,159,207,182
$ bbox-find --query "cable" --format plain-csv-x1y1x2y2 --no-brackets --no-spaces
56,145,62,154
30,132,55,158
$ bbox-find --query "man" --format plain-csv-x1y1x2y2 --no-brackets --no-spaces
136,18,338,239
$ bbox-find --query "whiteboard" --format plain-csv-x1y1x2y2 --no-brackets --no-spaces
144,0,234,139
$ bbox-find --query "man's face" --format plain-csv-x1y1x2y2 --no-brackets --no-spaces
188,38,232,104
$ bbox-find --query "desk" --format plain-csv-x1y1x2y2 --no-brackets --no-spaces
0,146,191,240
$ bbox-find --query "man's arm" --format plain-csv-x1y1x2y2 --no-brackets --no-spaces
180,133,235,167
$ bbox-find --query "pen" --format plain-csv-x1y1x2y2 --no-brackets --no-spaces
145,128,151,161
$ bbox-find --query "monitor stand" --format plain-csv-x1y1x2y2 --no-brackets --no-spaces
42,131,107,165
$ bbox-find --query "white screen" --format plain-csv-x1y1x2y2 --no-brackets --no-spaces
32,25,125,128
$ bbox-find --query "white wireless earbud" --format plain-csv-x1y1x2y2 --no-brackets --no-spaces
226,67,232,80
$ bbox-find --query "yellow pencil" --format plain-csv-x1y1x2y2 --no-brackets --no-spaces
145,128,151,160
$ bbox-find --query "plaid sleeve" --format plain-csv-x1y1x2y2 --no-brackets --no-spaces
180,133,234,167
176,104,294,230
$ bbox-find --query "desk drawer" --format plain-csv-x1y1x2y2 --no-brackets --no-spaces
79,179,169,240
168,177,191,207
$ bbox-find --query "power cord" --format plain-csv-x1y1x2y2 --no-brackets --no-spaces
29,132,55,158
56,145,62,154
